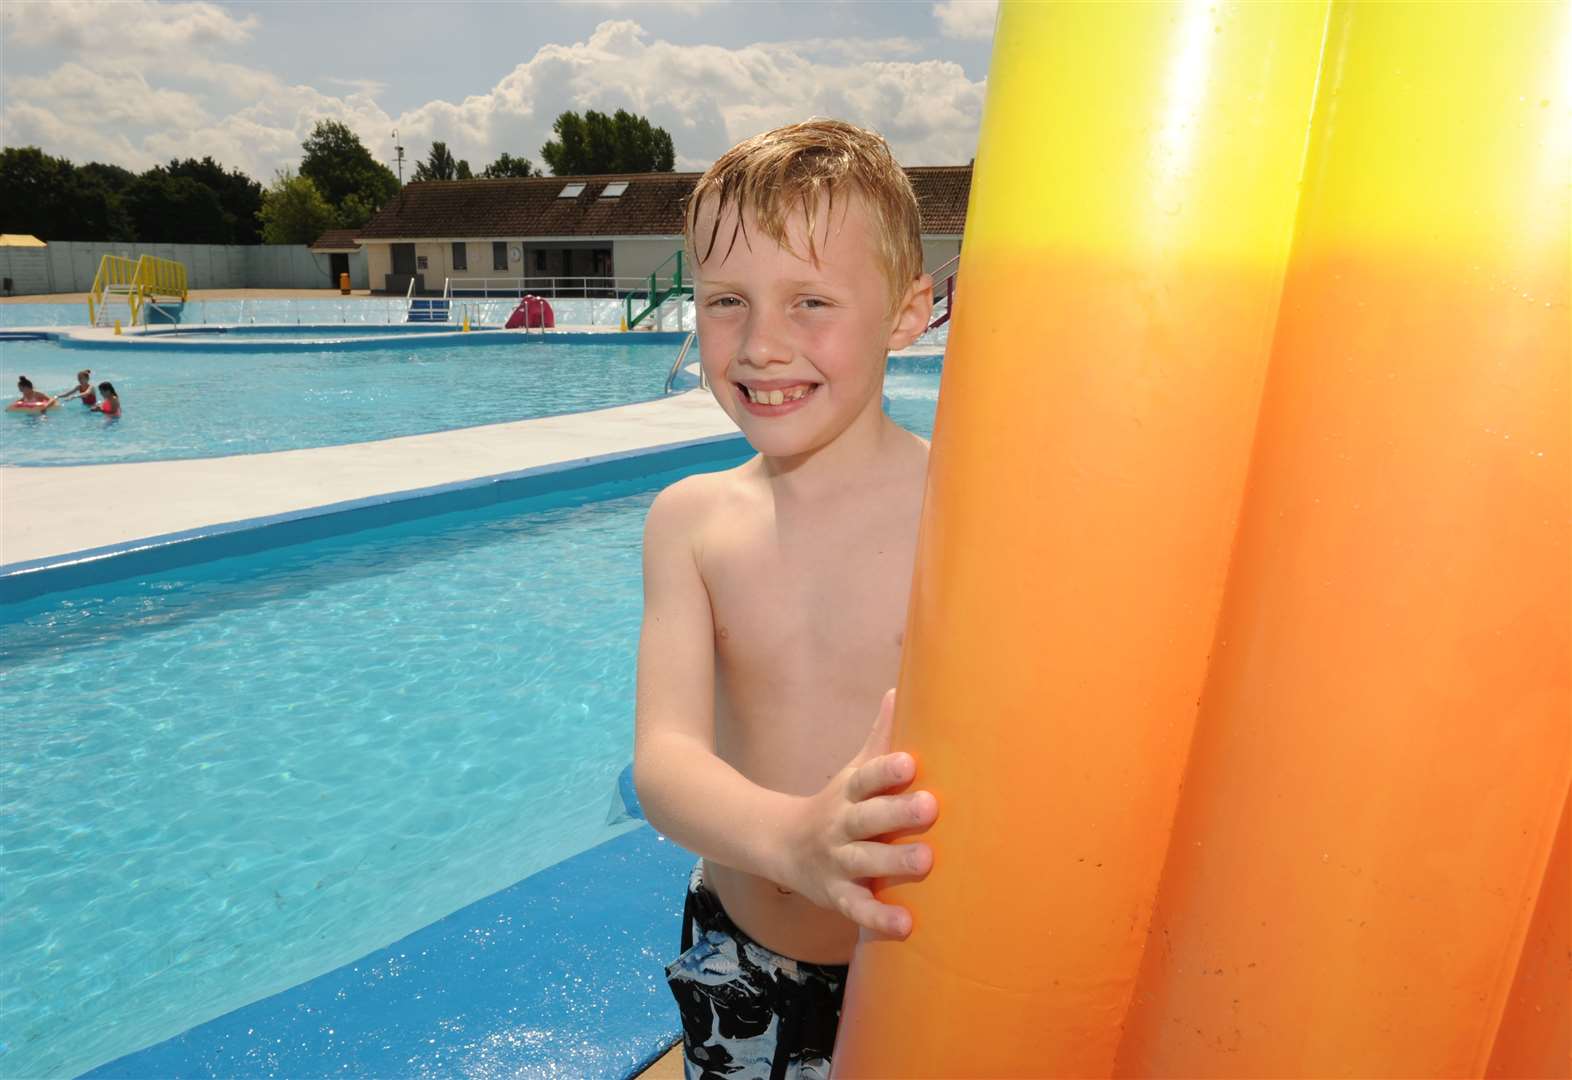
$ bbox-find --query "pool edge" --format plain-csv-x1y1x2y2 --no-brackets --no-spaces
0,433,748,605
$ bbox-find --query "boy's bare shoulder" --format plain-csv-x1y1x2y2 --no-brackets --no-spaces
644,458,762,543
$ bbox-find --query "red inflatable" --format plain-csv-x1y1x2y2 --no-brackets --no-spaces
505,295,554,329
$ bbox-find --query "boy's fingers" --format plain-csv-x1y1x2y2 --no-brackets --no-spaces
845,790,937,840
846,751,915,803
834,882,913,939
837,839,933,881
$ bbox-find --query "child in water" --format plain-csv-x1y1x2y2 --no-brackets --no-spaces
91,382,121,417
58,370,97,408
8,376,59,412
634,119,939,1077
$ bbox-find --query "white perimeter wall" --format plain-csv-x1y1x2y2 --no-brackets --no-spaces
0,242,370,295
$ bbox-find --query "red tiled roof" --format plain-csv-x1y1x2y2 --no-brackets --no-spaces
354,166,971,242
308,229,362,251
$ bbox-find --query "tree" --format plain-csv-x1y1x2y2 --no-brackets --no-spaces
336,191,377,229
257,169,336,244
0,147,133,240
166,156,263,244
299,120,397,215
482,152,536,178
411,141,471,182
540,108,675,175
127,168,229,243
69,162,138,240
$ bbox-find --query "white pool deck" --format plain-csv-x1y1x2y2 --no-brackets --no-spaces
1,388,737,568
1,325,945,570
1,321,740,568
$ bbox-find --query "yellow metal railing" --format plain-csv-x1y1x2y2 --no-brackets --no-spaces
86,254,188,326
137,255,187,301
87,254,139,326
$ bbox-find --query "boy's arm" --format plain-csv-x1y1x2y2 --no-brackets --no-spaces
634,480,938,938
633,479,801,885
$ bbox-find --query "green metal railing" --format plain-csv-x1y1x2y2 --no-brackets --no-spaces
624,249,693,330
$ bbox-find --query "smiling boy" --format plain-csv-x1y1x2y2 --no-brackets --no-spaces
634,120,940,1078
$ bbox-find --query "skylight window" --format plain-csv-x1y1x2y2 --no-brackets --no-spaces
558,183,586,198
600,182,629,199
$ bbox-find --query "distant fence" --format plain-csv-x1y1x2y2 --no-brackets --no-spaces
0,241,369,295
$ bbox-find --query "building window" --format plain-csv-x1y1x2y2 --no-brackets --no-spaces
535,250,547,272
452,242,467,271
599,181,628,199
493,241,508,271
558,182,586,198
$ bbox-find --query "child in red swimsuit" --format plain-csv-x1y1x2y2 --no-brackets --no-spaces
60,369,96,408
91,381,121,418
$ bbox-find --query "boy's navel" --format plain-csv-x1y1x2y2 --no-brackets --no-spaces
716,625,729,639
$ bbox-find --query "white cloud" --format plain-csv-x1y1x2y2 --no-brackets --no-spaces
7,62,209,132
387,20,984,172
560,0,713,14
1,16,984,180
932,0,996,41
1,0,256,51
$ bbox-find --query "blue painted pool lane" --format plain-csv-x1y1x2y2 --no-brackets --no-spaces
80,826,696,1080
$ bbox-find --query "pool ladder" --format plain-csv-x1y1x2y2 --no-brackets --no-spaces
663,331,705,394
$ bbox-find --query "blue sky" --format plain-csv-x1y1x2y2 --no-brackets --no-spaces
1,0,996,181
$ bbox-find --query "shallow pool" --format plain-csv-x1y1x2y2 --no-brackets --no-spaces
0,463,705,1079
0,368,941,1079
0,337,675,466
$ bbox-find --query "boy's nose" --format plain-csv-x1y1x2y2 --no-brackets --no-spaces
739,311,792,367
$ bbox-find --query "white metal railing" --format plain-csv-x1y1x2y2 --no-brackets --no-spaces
404,276,416,317
664,331,698,393
445,275,660,300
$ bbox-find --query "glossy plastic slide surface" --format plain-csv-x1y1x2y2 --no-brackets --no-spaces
833,3,1570,1076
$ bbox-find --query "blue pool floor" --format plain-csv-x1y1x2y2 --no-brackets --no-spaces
82,825,695,1079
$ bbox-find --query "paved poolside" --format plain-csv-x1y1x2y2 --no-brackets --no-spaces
1,385,732,568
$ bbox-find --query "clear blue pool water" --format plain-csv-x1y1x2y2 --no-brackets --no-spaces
0,337,674,466
0,369,941,1079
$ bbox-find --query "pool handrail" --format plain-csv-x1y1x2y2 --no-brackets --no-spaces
663,331,700,394
927,254,960,331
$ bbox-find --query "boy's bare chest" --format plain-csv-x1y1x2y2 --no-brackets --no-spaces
703,508,917,689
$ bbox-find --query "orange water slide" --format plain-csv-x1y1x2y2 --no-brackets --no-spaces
834,2,1570,1076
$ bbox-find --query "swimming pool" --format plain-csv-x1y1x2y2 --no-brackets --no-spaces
0,337,678,466
0,369,942,1079
0,462,714,1079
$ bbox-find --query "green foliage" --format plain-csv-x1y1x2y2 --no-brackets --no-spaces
336,191,377,229
0,147,272,243
540,109,676,175
126,169,229,243
481,152,536,178
166,156,264,244
0,147,134,241
299,120,398,217
257,168,337,245
412,141,471,182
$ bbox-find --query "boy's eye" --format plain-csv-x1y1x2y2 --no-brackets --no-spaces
706,296,742,308
799,297,831,310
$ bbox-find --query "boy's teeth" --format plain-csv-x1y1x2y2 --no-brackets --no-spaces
746,385,812,405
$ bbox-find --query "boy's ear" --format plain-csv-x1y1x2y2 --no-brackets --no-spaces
887,273,934,352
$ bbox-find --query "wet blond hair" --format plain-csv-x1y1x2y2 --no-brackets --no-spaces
685,118,924,312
